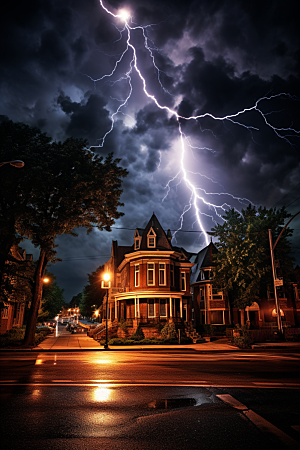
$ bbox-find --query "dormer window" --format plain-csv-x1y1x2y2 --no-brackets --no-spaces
147,227,156,248
134,229,141,250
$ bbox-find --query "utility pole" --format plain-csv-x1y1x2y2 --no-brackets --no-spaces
268,229,283,336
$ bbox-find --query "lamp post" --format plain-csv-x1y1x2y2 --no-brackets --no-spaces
0,160,25,168
101,273,111,350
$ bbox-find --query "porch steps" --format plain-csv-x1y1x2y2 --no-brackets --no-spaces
184,324,203,343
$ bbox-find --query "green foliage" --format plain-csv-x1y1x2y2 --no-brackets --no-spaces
118,319,128,332
209,205,294,310
69,293,83,308
131,325,145,341
39,272,65,320
233,326,254,349
0,327,52,348
161,322,178,340
0,119,128,346
81,265,106,317
0,249,35,304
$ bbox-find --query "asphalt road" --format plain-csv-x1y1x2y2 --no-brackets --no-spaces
1,348,300,450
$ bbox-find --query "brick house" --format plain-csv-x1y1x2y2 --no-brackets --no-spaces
0,245,33,334
100,213,194,338
190,242,300,330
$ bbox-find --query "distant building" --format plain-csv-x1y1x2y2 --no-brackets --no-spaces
0,245,33,334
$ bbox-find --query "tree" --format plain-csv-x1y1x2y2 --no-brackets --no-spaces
0,120,128,346
38,272,65,321
209,205,294,314
80,265,106,317
69,293,83,309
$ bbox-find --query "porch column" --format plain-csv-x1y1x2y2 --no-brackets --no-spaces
180,298,183,318
137,298,140,318
246,308,250,325
115,298,117,320
134,297,137,318
169,297,173,318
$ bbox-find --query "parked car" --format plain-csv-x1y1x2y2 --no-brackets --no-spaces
43,321,56,328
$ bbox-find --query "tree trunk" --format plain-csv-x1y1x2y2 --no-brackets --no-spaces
23,248,48,347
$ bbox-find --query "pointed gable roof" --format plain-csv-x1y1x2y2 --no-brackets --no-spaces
190,241,218,284
139,213,172,251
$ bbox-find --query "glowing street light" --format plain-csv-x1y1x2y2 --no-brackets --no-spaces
101,273,111,350
0,160,25,168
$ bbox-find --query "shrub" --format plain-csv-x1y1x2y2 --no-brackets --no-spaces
131,325,145,341
233,326,253,349
0,327,52,348
161,322,178,340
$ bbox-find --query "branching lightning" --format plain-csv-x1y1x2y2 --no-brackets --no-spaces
85,1,300,246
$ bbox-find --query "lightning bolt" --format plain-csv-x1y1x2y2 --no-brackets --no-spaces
83,1,299,246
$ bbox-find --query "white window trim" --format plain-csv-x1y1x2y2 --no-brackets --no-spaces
147,262,155,286
147,227,156,248
134,264,140,287
159,262,166,286
181,271,186,291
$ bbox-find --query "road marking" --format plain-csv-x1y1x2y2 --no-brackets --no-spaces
216,394,248,410
253,382,283,385
217,394,300,449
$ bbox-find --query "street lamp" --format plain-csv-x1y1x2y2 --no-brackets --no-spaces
101,273,111,350
0,160,25,168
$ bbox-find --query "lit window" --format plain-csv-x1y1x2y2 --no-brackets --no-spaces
180,272,186,291
159,263,166,285
147,263,155,285
148,299,155,317
134,264,140,287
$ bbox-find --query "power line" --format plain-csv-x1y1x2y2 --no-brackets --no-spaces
272,182,300,208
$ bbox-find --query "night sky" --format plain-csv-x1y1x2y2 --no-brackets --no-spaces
1,0,300,302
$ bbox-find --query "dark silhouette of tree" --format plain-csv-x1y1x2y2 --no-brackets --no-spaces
209,205,294,311
0,120,128,346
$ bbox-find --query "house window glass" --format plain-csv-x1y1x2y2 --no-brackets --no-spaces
159,263,166,285
170,265,174,287
135,239,140,250
148,237,155,247
148,299,155,317
180,272,186,291
147,229,156,248
210,310,224,324
159,299,167,317
147,263,155,286
134,264,140,287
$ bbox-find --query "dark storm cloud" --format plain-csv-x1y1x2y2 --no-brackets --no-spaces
1,0,299,298
57,92,112,143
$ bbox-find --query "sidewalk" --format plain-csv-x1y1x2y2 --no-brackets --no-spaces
33,330,300,352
